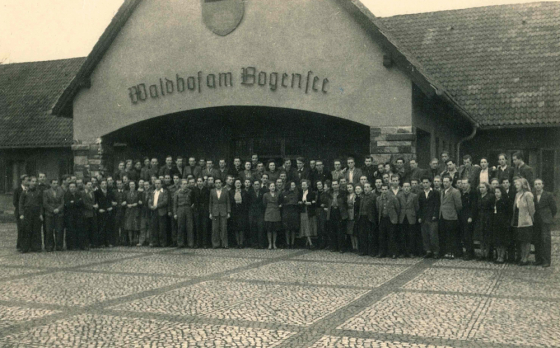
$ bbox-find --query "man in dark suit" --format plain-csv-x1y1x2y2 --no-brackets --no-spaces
13,174,29,251
512,151,534,186
437,152,450,176
228,157,244,179
248,179,266,248
495,153,514,185
184,157,202,179
209,178,231,248
95,180,114,247
43,179,65,252
313,160,332,189
159,155,179,178
295,157,310,186
418,177,440,258
533,179,557,267
149,179,169,247
64,182,84,250
439,175,462,258
193,177,210,248
376,184,400,258
81,181,97,249
202,160,220,181
282,159,298,185
19,176,43,253
357,182,377,256
216,159,229,183
113,180,127,246
458,179,477,260
458,155,480,185
473,157,497,188
327,180,348,253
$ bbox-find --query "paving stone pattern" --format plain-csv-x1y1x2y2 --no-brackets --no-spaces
0,223,558,347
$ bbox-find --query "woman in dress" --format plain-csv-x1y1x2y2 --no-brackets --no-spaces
124,181,141,246
230,179,249,248
473,182,495,261
512,178,535,266
298,180,317,249
492,186,511,264
263,182,282,250
280,181,299,249
346,183,358,252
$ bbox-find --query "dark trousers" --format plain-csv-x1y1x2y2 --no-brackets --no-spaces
167,214,175,246
151,213,168,247
378,216,396,256
21,208,42,252
421,220,439,254
534,222,552,265
176,206,194,247
400,220,417,256
249,213,265,248
114,211,126,245
317,209,329,249
459,217,474,256
15,211,22,250
194,209,210,247
357,218,372,255
329,208,345,251
83,216,95,249
97,212,110,247
45,214,64,251
65,213,83,250
439,219,460,256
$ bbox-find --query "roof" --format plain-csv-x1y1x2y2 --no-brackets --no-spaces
53,0,473,124
0,57,85,148
380,1,560,127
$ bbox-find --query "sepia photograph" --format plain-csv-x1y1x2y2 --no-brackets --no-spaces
0,0,559,346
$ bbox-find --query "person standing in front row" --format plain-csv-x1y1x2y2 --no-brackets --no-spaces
492,186,511,264
327,180,348,253
193,177,210,248
298,180,317,249
230,179,248,248
43,179,65,252
81,181,97,249
95,180,114,247
149,179,169,247
124,181,141,246
248,179,265,248
532,179,556,267
398,182,419,258
376,184,400,259
210,178,230,249
418,177,440,259
356,182,376,256
473,182,494,261
512,178,535,266
439,175,462,259
14,175,29,251
174,179,195,248
263,182,282,250
64,182,85,250
19,176,43,253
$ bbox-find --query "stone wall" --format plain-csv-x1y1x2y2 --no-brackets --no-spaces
370,126,416,165
72,140,113,179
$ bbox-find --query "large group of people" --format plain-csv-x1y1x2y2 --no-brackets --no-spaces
14,151,556,267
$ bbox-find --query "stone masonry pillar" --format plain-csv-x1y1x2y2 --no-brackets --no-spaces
370,126,416,165
72,138,114,179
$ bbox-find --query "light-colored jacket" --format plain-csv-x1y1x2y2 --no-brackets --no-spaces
512,191,535,227
439,187,462,221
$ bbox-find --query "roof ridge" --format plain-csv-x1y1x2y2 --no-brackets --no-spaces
379,1,560,19
0,57,86,67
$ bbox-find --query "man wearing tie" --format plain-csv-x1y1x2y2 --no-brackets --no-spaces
149,179,169,247
184,157,202,179
248,180,266,248
209,178,231,248
202,160,220,181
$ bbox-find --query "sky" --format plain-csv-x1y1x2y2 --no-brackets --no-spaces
0,0,555,63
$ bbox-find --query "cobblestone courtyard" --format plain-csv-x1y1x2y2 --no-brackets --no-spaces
0,224,558,347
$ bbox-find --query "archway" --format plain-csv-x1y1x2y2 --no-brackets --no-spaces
101,106,370,172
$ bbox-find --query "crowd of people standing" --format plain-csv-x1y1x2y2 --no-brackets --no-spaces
14,151,556,267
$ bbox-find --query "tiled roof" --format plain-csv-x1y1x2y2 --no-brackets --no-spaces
0,57,85,148
380,2,560,127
